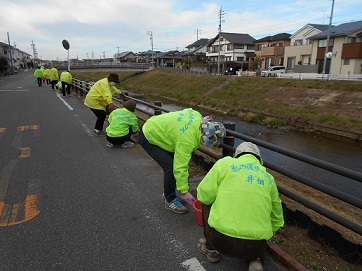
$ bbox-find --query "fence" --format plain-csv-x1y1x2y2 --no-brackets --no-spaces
71,78,362,263
278,73,362,81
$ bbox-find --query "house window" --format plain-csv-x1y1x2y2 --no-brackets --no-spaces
237,57,245,61
234,44,244,49
256,44,262,50
318,38,334,47
347,37,356,43
294,39,303,46
343,59,350,65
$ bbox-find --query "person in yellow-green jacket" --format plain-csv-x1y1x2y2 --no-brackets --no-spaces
33,65,43,87
60,70,73,97
43,67,51,85
196,142,284,271
84,73,122,136
49,65,59,90
138,108,226,214
105,100,139,148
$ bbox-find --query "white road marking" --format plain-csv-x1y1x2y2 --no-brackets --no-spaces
181,258,206,271
82,124,92,135
56,93,74,110
0,89,29,92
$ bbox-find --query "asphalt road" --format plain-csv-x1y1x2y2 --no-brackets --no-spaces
0,70,286,271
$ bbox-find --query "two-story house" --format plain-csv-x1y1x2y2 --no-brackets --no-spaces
309,20,362,74
185,38,210,63
254,33,291,70
284,24,330,72
206,32,256,73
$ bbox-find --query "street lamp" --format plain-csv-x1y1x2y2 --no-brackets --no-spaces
62,39,70,71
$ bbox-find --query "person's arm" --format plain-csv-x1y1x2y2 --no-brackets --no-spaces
270,178,284,231
173,142,195,194
196,161,220,205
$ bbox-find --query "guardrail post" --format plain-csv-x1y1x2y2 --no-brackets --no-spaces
154,101,162,115
222,122,235,157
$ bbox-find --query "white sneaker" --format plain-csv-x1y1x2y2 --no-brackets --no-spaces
249,259,263,271
121,141,135,148
106,142,114,148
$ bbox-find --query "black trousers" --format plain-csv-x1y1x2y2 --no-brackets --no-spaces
138,129,177,203
202,203,267,262
36,78,42,86
51,80,58,90
61,81,71,96
90,108,107,131
106,127,134,145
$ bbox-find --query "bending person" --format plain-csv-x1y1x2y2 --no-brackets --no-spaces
138,108,226,214
84,73,122,136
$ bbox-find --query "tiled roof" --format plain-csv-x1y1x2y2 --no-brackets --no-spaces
254,33,292,43
308,24,331,32
310,20,362,39
186,38,210,48
215,32,256,45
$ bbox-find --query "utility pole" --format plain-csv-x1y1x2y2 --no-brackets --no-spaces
7,32,14,73
31,40,38,66
194,29,201,40
322,0,335,77
217,6,226,75
147,31,154,67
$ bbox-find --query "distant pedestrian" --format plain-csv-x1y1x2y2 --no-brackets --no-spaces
105,100,139,148
43,67,51,85
60,70,73,97
84,73,122,136
33,66,43,87
41,66,46,83
49,65,59,90
138,108,226,214
196,142,284,271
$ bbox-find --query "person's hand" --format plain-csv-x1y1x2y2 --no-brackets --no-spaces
107,103,114,112
181,192,195,206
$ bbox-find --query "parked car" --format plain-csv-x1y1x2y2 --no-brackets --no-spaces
261,66,286,77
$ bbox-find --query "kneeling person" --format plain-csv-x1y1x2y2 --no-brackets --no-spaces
196,142,284,271
106,100,139,148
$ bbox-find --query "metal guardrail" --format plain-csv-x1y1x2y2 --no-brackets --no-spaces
71,78,362,239
278,73,362,81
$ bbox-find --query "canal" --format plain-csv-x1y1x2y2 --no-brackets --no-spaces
135,96,362,199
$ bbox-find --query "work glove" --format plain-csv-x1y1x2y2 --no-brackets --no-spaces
181,192,195,206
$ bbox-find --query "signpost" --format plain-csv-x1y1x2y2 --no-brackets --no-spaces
62,39,70,71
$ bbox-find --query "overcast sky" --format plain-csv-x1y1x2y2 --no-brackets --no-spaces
1,0,361,61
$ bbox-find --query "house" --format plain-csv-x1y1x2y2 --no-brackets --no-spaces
157,50,183,67
309,20,362,74
135,50,161,64
284,24,330,72
206,32,256,72
0,41,32,72
254,33,291,70
114,51,136,62
185,38,210,63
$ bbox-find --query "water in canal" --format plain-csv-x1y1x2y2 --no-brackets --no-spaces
135,96,362,198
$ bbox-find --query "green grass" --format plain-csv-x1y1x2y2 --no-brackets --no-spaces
72,69,362,133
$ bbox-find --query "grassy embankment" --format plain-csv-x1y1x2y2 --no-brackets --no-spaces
72,69,362,133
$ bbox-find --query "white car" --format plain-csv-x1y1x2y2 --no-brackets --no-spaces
261,66,286,77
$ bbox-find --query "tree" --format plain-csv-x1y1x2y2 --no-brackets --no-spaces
0,56,9,75
251,56,264,70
